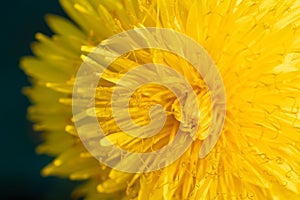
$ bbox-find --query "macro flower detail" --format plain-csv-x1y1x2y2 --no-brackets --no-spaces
72,27,227,173
22,0,300,199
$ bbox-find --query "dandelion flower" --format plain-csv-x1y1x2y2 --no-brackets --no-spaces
22,0,300,199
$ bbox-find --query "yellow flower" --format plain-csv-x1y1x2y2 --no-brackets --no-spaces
21,0,300,199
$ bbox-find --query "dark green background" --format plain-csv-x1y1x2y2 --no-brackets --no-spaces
1,1,80,199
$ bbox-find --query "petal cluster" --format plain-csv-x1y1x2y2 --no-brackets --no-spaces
21,0,300,199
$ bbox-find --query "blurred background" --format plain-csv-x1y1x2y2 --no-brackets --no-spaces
1,1,80,199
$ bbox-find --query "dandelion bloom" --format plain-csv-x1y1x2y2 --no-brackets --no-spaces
22,0,300,199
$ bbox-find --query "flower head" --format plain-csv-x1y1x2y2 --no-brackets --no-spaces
22,0,300,199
